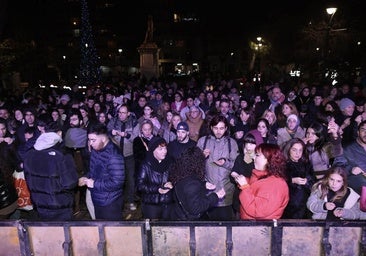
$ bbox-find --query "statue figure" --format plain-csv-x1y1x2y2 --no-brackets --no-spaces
144,15,154,43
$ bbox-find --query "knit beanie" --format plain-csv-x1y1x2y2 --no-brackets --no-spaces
287,114,299,125
339,98,355,111
148,136,166,152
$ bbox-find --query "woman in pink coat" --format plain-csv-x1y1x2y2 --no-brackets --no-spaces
233,143,289,220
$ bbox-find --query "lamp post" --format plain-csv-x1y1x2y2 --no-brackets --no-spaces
326,7,337,24
249,37,263,73
324,7,337,71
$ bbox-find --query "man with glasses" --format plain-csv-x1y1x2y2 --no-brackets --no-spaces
107,104,139,211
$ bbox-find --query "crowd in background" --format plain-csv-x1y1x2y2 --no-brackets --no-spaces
0,75,366,221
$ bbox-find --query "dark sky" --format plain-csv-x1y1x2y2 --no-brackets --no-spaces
1,0,364,57
109,0,358,48
1,0,362,38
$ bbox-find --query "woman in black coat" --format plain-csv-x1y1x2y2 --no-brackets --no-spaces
281,138,316,219
136,136,174,220
169,146,225,220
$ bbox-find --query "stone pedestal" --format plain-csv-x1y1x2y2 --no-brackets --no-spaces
138,42,159,80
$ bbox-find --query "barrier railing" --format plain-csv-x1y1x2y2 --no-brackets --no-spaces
1,219,365,256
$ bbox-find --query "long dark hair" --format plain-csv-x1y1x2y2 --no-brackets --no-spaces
306,122,326,152
282,138,309,163
169,146,206,184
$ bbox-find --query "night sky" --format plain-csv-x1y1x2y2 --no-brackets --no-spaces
2,0,357,39
0,0,364,59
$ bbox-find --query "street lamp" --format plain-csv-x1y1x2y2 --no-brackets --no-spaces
326,7,337,23
323,7,337,73
249,37,263,72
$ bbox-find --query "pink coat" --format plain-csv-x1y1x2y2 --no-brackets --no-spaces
239,169,289,220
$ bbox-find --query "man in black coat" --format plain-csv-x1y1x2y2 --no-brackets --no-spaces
24,121,78,221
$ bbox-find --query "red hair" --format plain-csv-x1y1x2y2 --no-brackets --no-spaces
256,143,286,179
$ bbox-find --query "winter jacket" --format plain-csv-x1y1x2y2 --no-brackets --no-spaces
87,141,125,207
170,176,219,220
136,153,173,205
197,135,239,207
308,136,343,178
282,160,315,219
307,186,360,220
107,114,138,157
334,140,366,194
24,136,78,213
239,169,289,220
277,127,306,147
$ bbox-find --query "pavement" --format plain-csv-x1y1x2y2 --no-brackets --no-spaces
73,200,143,221
13,201,143,221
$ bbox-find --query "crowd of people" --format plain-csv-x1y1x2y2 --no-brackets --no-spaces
0,76,366,221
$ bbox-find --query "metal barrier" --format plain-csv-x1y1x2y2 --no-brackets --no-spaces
0,219,366,256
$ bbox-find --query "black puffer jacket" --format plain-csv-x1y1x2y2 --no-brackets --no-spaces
0,173,18,210
24,143,78,211
136,153,173,205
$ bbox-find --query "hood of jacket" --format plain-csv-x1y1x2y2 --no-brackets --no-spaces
34,132,62,151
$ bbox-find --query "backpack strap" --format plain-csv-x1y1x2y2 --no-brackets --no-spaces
203,135,209,149
227,136,231,154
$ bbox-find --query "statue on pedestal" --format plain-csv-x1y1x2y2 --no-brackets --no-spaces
144,15,154,44
139,15,159,79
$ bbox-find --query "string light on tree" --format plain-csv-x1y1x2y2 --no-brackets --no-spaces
79,0,101,87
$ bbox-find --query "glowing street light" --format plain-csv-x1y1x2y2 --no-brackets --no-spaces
326,7,337,24
323,7,338,71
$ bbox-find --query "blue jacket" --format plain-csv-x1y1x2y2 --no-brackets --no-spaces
87,141,125,206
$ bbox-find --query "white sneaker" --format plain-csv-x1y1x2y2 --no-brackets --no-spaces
129,203,137,211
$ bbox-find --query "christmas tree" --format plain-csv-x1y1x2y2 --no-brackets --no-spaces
79,0,101,87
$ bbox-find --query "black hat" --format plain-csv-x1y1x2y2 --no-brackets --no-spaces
148,136,166,152
176,121,189,131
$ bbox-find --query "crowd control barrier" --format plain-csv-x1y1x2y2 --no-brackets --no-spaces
0,219,365,256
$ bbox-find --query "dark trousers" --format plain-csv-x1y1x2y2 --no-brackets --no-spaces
94,198,123,220
124,155,136,204
38,207,73,221
206,205,233,221
141,203,171,220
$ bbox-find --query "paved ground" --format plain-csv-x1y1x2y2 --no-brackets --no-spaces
73,200,143,221
14,200,143,221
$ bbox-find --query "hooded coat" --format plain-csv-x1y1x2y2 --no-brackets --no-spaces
24,132,78,220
